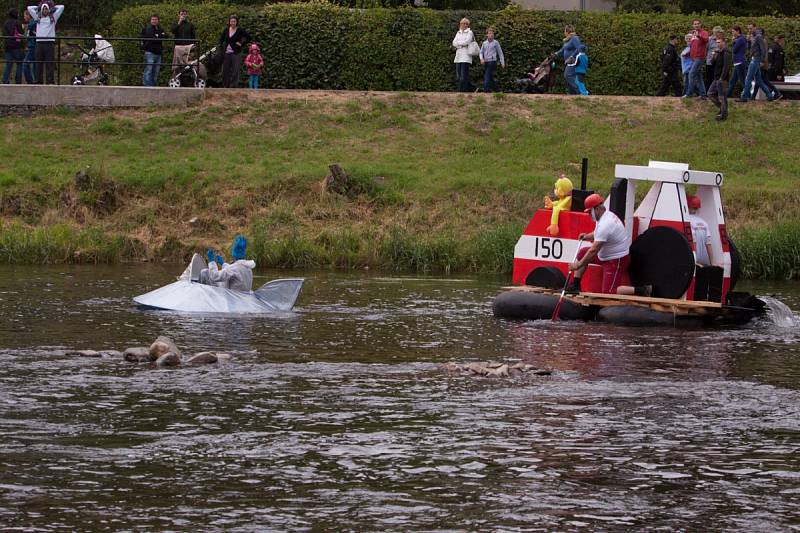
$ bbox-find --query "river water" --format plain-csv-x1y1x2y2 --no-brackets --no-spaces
1,265,799,531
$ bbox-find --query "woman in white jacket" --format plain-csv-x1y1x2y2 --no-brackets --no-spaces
452,18,476,92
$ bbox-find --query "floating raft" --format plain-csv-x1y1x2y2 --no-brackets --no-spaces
505,286,725,315
493,286,757,326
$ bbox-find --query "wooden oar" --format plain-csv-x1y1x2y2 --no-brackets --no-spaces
551,237,584,321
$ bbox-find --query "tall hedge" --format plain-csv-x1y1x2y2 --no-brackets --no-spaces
110,2,800,94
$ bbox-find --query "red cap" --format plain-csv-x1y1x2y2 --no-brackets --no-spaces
687,195,701,209
583,193,605,212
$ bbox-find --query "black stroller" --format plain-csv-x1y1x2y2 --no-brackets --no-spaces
514,53,557,94
168,45,216,88
69,35,115,86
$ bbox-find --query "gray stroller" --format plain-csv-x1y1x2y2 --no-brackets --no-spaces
168,44,216,88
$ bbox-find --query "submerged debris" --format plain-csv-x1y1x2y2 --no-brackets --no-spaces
150,336,181,359
67,336,229,369
66,349,122,358
123,346,153,362
441,361,552,378
155,352,181,367
186,352,218,365
122,336,225,368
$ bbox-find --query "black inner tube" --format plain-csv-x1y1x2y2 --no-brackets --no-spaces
629,226,695,299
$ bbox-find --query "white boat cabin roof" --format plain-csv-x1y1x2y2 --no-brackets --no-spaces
615,161,723,188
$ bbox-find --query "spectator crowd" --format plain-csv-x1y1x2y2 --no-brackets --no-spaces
1,5,794,106
655,19,786,120
3,2,64,85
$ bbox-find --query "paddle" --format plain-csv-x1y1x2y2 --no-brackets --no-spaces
552,237,584,321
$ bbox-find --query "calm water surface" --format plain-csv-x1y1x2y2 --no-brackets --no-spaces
1,264,799,531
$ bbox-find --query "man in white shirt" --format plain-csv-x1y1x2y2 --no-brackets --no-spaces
686,195,715,266
567,194,650,296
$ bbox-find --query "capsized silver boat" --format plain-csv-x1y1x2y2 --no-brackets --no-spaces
133,254,304,313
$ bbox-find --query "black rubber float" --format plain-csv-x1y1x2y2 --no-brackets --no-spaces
597,305,705,327
629,226,695,299
525,266,566,289
492,291,591,321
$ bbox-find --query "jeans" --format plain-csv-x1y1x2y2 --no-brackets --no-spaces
248,74,260,89
726,63,746,97
2,49,24,84
687,59,706,97
22,46,35,83
34,42,55,84
682,73,689,95
564,65,579,94
482,60,498,92
456,62,473,92
740,58,773,101
142,52,162,86
708,79,728,118
755,70,780,99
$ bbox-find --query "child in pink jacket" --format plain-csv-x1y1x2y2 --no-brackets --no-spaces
244,42,263,89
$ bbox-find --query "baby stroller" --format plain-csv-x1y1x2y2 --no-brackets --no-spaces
515,53,557,94
70,35,115,86
168,45,216,88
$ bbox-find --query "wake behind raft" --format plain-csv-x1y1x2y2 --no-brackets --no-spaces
492,160,766,326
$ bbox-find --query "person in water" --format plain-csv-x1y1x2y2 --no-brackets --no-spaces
199,235,256,292
567,193,651,296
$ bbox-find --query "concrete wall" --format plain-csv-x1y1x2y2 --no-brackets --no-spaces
514,0,615,11
0,85,204,108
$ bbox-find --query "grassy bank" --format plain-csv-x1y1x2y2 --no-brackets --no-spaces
1,91,798,279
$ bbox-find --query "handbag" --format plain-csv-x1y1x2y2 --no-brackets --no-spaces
468,40,481,58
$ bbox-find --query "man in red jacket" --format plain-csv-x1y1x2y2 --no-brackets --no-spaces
684,19,709,98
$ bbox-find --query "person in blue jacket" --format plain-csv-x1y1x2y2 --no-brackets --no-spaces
574,44,589,95
22,9,36,83
680,33,693,96
726,25,747,98
555,25,582,95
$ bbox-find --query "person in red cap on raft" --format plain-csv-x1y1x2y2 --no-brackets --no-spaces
566,193,652,296
686,194,716,267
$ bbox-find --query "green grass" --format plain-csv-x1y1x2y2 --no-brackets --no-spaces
0,92,799,278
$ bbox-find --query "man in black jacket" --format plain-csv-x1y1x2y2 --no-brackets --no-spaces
656,35,682,96
768,34,786,82
708,38,732,121
140,14,166,86
170,8,196,77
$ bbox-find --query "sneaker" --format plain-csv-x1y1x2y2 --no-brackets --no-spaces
736,98,748,103
634,284,653,297
774,93,783,101
715,114,725,121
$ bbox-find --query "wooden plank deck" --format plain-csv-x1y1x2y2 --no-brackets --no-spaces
503,285,724,315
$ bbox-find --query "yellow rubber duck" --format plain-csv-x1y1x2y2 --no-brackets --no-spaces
543,175,573,236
